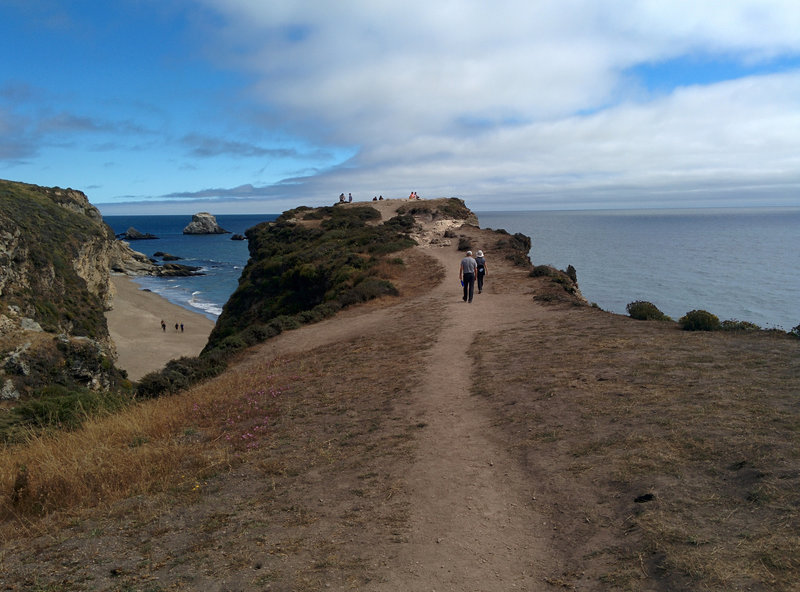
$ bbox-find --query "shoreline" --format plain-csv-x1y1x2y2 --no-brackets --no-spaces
105,275,216,381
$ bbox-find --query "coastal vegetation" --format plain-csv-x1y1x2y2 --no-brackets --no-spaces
626,300,672,321
135,203,423,398
0,180,112,339
0,181,132,440
207,204,416,348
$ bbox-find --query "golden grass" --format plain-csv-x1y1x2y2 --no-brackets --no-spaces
0,355,298,536
469,306,800,591
1,250,445,589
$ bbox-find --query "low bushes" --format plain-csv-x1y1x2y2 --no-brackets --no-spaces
720,319,761,332
11,386,128,432
679,309,721,331
626,301,671,322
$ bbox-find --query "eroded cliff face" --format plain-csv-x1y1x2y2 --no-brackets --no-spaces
0,180,147,401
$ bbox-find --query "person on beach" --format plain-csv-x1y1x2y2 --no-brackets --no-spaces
475,250,487,294
161,319,166,332
180,323,184,332
459,250,477,303
348,193,352,202
175,322,179,331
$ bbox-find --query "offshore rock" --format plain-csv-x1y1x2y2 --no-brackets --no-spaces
159,263,204,276
120,227,158,240
183,212,229,235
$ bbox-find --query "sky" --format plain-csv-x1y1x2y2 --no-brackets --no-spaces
2,0,800,214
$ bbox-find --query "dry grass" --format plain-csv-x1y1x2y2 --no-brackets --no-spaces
0,250,444,590
470,305,800,591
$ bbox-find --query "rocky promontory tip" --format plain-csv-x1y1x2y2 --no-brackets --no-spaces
183,212,229,235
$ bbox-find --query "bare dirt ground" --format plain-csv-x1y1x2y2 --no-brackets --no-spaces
3,202,799,591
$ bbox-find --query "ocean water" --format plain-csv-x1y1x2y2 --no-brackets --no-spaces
105,207,800,331
477,207,800,331
104,214,277,320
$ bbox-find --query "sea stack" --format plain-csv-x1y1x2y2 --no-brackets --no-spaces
182,212,229,235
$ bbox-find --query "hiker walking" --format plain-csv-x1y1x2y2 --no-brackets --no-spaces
459,250,477,303
475,250,488,294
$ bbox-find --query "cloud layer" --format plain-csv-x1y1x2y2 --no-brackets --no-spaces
2,0,800,211
184,0,800,209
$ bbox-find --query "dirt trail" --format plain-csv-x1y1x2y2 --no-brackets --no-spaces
370,244,552,590
245,237,558,589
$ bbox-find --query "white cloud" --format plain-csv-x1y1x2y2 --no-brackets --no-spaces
173,1,800,208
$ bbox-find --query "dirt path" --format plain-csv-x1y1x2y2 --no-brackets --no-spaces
369,244,553,590
241,238,558,589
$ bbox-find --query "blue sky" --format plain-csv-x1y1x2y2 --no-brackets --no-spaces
2,0,800,214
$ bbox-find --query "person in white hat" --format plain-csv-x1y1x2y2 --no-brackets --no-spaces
475,250,487,294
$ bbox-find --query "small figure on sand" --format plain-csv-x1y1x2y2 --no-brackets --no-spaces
348,193,352,202
408,191,419,200
459,250,477,303
161,319,166,332
180,323,184,332
175,322,179,332
475,250,488,294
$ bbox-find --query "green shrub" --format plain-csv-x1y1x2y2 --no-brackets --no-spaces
163,356,227,381
216,335,248,353
565,265,577,283
626,301,671,321
12,386,126,430
241,324,280,345
720,319,761,332
679,309,721,331
136,371,176,398
530,265,556,278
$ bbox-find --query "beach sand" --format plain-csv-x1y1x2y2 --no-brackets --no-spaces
105,275,216,381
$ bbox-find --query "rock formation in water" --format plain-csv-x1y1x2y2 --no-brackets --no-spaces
119,227,158,240
183,212,229,235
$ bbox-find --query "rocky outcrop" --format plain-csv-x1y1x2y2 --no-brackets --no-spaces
159,263,204,276
0,179,132,401
110,240,160,277
119,227,158,240
153,251,182,261
183,212,229,235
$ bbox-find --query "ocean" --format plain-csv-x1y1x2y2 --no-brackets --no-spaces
478,207,800,331
105,207,800,331
104,214,277,320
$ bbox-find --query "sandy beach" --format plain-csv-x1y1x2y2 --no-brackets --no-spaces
105,275,216,381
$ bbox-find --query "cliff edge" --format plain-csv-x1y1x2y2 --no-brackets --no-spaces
0,180,152,404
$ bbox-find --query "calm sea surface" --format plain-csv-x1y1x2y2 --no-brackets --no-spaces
106,208,799,331
477,207,800,330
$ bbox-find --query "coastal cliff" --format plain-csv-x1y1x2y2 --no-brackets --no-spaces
0,180,152,405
